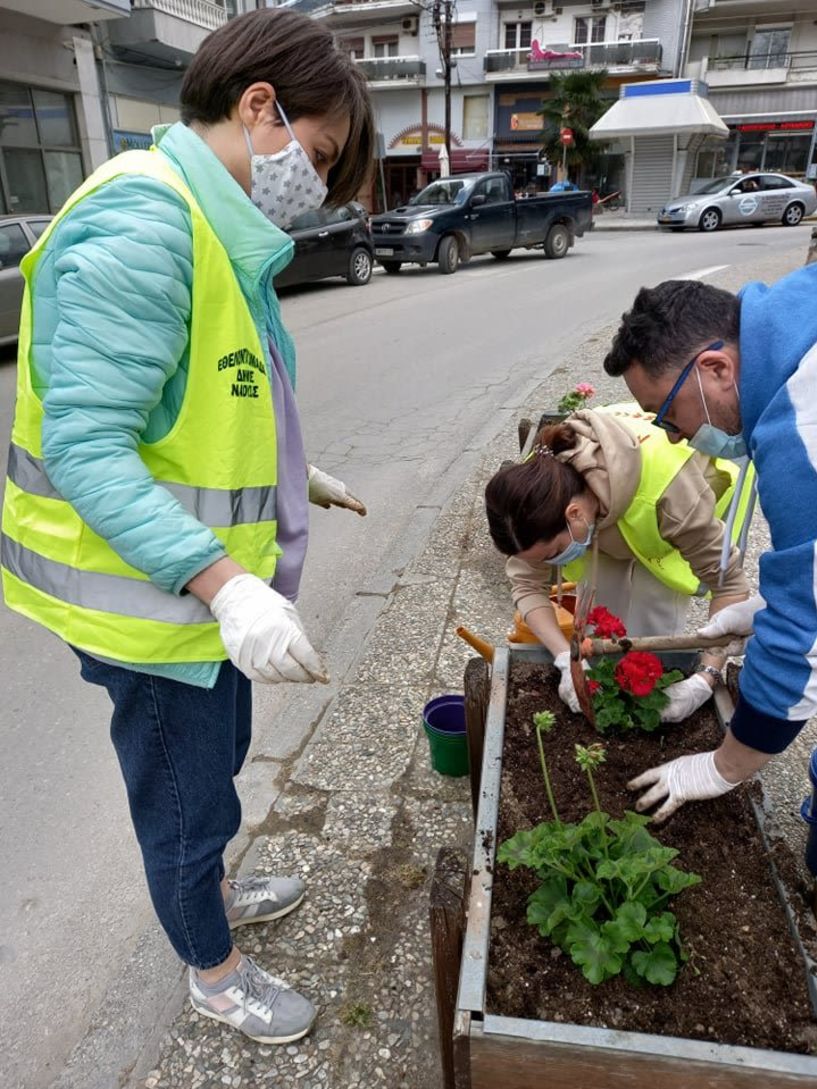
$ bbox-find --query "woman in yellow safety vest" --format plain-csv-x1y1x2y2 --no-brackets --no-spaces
485,403,752,721
1,9,373,1046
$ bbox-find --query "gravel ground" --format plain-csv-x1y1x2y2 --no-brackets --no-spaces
137,241,815,1089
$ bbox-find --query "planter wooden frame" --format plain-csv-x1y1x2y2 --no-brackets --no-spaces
452,645,817,1089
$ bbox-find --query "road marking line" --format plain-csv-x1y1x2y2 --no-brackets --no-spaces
677,264,730,280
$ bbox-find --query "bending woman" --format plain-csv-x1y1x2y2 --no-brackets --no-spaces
485,403,750,719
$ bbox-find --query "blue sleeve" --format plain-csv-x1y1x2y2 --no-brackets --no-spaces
735,339,817,749
40,175,226,595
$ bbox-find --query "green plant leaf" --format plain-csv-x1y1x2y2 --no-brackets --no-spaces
497,828,540,870
565,916,600,950
643,911,678,945
527,876,569,935
655,865,702,895
631,942,679,986
570,933,624,985
571,880,602,917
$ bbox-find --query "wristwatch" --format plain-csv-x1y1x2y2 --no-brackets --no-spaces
696,664,723,685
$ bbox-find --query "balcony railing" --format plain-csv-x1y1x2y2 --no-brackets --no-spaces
132,0,228,31
709,50,817,73
485,38,662,75
354,55,425,81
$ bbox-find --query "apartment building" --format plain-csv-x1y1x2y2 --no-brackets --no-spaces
686,0,817,182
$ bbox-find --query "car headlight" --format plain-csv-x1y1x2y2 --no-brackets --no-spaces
405,218,434,234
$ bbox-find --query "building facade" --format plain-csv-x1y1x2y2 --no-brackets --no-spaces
685,0,817,183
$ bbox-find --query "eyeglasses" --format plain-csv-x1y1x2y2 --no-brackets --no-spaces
652,340,724,434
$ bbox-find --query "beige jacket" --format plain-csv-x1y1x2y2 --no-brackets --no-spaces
507,409,750,619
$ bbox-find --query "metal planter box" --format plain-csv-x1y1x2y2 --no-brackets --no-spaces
454,645,817,1089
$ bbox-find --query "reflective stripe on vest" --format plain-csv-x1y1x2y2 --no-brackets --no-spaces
7,443,278,527
1,149,280,664
563,403,754,596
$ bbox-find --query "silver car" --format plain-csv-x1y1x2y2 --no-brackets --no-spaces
657,172,817,233
0,214,52,347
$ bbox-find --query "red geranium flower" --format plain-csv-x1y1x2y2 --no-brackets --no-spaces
614,651,664,698
587,606,627,640
588,680,601,695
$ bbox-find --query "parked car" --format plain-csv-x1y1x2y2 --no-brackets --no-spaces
0,214,51,347
657,172,817,233
274,202,373,289
370,172,593,275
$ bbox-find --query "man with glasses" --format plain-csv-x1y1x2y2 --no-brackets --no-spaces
603,268,817,820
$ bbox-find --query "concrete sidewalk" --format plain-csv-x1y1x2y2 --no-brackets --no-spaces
73,244,811,1089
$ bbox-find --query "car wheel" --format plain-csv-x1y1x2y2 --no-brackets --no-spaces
698,207,721,232
544,224,570,259
380,260,402,274
491,249,512,260
437,235,459,275
346,246,372,286
783,202,804,227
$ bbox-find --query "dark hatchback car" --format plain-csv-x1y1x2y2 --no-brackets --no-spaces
274,202,374,289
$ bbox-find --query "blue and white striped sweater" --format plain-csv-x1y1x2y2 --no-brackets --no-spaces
730,262,817,753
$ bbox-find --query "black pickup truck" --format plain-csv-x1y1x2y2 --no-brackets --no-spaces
370,172,593,275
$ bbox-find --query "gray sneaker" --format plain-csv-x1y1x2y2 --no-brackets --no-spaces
189,955,316,1044
226,874,305,929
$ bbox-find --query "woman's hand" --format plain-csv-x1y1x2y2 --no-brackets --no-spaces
308,465,367,515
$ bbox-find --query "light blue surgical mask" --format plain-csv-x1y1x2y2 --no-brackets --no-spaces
548,517,595,567
689,367,748,460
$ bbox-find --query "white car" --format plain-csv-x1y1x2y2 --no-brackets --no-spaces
0,214,52,346
658,172,817,233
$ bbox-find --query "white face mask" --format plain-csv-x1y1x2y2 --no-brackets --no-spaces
243,102,328,230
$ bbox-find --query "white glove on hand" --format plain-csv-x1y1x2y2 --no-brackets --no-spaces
554,650,588,714
698,594,765,656
210,573,329,685
660,674,714,724
307,465,367,516
628,751,739,822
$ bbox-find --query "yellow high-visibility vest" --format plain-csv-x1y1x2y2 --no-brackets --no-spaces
564,403,754,595
1,149,281,663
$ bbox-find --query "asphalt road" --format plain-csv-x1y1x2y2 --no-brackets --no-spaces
0,223,809,1088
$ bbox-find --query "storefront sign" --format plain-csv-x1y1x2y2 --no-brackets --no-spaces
388,124,463,151
510,112,543,132
737,120,814,133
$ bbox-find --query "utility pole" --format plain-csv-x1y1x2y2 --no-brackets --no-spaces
432,0,453,159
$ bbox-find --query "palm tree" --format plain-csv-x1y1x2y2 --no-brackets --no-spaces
539,70,611,186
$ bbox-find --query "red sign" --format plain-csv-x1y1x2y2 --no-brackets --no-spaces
736,120,814,133
559,127,574,146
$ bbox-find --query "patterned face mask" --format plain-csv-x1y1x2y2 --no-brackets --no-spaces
243,102,328,230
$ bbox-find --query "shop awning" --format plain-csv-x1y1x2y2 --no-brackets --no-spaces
590,79,729,141
420,149,490,172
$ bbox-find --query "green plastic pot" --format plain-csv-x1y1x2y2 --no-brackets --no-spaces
423,695,469,777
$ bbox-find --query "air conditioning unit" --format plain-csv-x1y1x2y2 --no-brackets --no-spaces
401,15,419,34
533,1,547,16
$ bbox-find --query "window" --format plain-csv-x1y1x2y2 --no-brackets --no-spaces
451,22,476,57
760,174,794,190
463,95,489,140
28,219,51,239
504,22,532,51
574,16,606,45
474,177,508,205
748,28,790,70
372,36,399,58
0,222,30,270
340,36,364,59
0,81,83,215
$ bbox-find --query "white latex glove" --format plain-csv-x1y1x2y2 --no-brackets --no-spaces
554,650,588,714
698,594,765,656
210,573,329,685
628,751,739,822
307,465,367,516
660,674,714,724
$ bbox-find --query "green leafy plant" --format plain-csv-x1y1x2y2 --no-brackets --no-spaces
584,609,682,733
497,738,700,987
556,381,595,415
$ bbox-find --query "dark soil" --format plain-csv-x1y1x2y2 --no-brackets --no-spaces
487,660,817,1053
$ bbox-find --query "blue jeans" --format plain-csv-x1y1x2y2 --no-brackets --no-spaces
74,650,251,969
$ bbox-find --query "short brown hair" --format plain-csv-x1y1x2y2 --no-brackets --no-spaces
181,8,374,204
485,424,587,555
